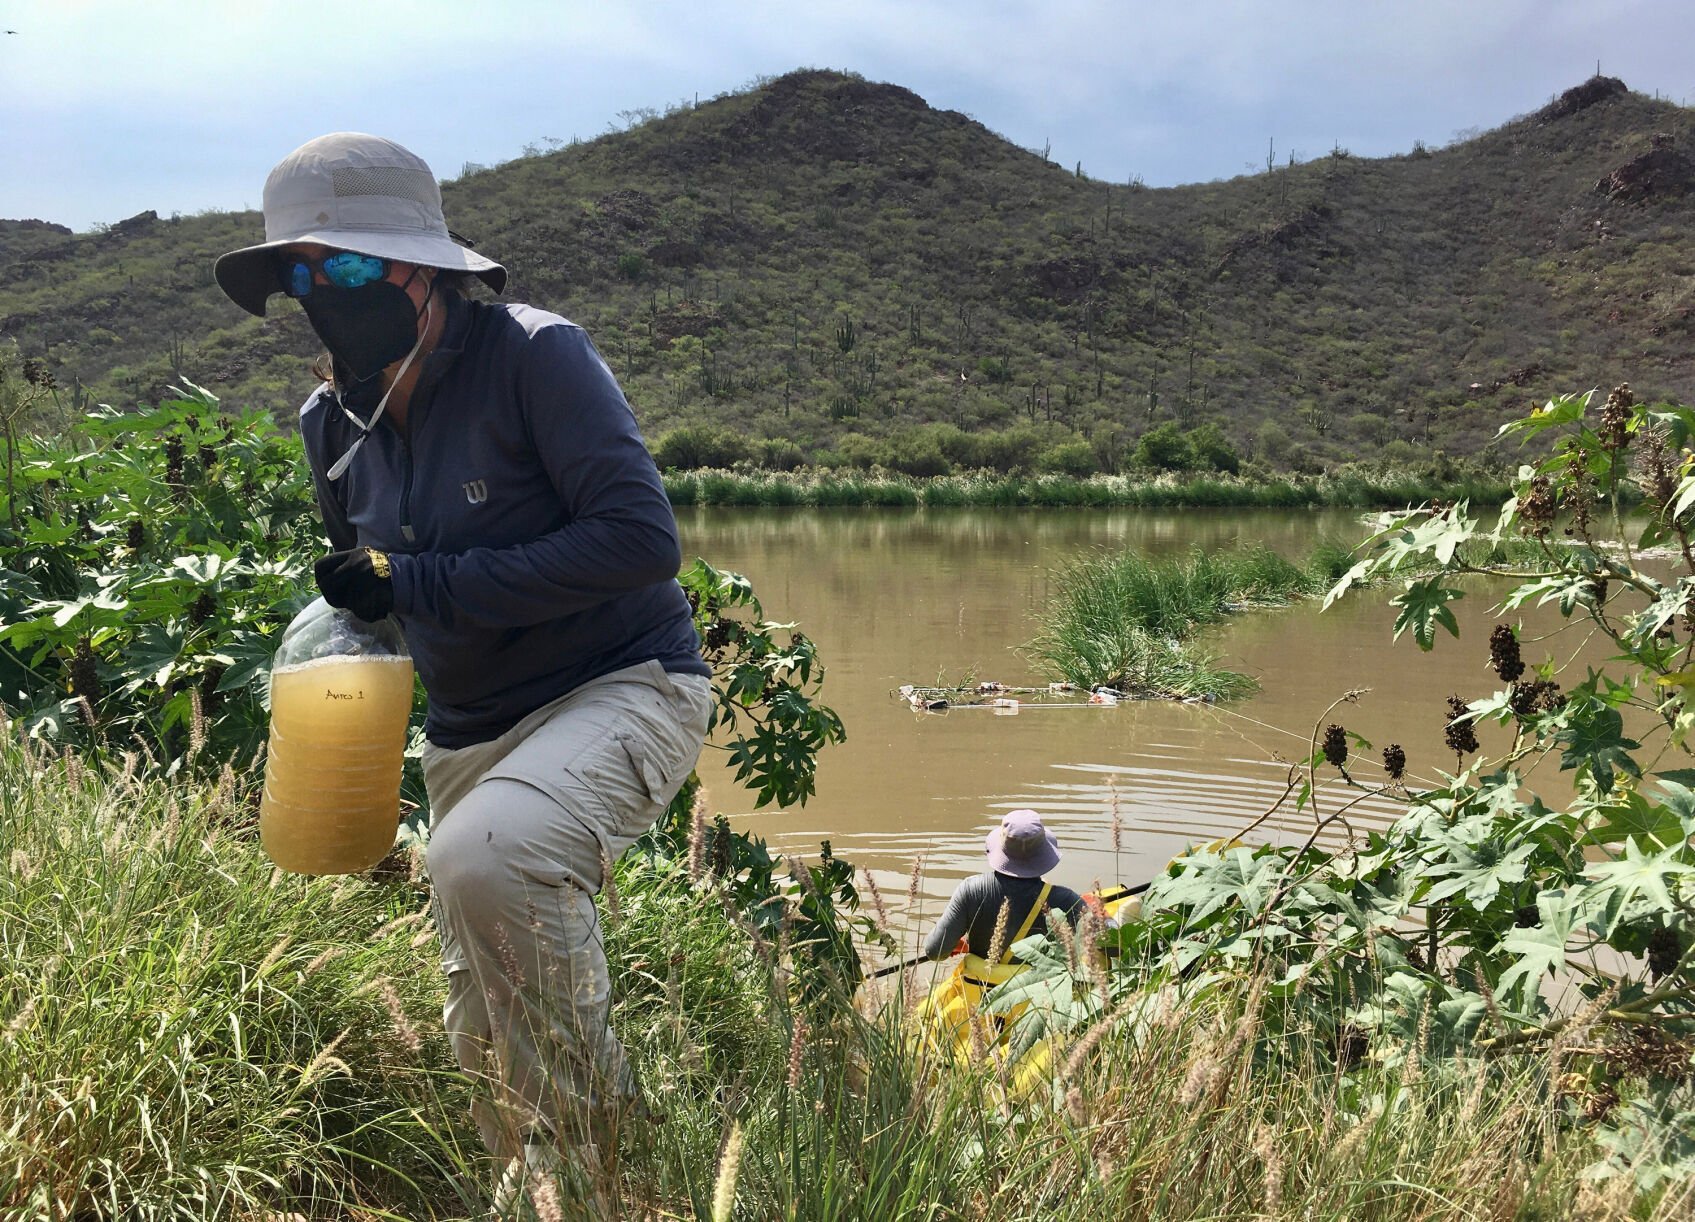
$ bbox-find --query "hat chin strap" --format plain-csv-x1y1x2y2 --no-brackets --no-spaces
326,290,434,482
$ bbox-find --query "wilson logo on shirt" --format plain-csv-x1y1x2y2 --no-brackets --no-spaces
462,479,488,505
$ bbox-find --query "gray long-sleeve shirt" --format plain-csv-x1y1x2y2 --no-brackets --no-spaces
300,292,710,747
922,872,1084,961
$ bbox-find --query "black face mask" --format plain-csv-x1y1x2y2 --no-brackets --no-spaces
300,272,426,384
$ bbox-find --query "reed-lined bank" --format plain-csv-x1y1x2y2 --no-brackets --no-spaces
661,468,1515,510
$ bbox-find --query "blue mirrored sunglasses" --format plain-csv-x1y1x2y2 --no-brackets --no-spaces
278,251,391,298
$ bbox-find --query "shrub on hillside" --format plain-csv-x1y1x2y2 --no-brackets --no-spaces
1254,419,1293,466
651,423,749,470
1185,422,1241,474
1037,439,1098,476
835,432,887,469
964,426,1046,474
1133,421,1194,471
752,437,808,471
885,428,951,477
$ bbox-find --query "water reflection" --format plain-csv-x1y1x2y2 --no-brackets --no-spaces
676,507,1576,949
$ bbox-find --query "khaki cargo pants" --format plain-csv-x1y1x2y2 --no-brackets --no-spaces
422,660,711,1158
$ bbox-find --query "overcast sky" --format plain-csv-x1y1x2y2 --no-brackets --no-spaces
5,0,1695,233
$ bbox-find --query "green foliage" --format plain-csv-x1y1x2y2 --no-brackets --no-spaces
0,385,320,767
0,742,469,1216
1072,385,1695,1195
651,422,749,470
659,467,1507,509
1185,421,1241,473
0,392,846,831
1037,438,1098,476
0,733,1623,1218
678,558,845,809
1133,421,1194,471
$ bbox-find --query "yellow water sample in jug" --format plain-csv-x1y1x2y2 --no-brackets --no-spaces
260,653,415,875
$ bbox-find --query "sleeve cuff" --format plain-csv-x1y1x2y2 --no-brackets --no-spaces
387,552,419,617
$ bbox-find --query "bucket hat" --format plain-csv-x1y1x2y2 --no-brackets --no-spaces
214,132,506,317
985,809,1061,878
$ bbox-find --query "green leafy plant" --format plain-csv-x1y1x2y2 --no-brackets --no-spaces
0,385,320,766
998,385,1695,1195
680,557,845,809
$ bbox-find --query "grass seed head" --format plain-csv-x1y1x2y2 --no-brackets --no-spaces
687,788,709,883
711,1121,744,1222
1108,774,1123,855
377,977,422,1056
862,867,890,930
786,1014,808,1089
1253,1123,1284,1216
600,845,621,923
985,899,1012,968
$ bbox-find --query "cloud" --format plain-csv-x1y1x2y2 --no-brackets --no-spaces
8,0,1695,228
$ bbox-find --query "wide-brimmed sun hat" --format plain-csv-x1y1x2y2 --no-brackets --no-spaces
213,132,506,317
985,809,1061,878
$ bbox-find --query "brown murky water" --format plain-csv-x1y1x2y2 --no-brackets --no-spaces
677,507,1577,954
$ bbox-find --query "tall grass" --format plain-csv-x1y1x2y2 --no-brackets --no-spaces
0,731,1675,1218
1022,544,1331,698
660,469,1513,510
0,739,484,1218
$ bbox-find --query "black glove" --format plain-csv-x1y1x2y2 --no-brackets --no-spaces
314,547,395,622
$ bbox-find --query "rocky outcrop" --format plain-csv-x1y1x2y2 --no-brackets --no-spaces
1596,134,1695,203
1538,76,1627,122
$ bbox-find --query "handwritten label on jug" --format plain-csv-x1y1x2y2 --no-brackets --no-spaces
324,689,365,701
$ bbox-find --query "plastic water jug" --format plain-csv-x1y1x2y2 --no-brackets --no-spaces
259,598,414,875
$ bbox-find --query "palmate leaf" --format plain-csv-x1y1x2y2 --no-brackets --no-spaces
120,623,188,693
1497,889,1585,1005
983,932,1097,1061
1422,838,1535,908
1321,556,1374,611
1148,844,1284,922
1649,776,1695,841
1556,704,1641,794
1592,785,1694,852
1323,508,1475,609
1590,1081,1695,1193
1499,572,1597,616
1397,508,1474,566
1629,578,1692,648
1390,577,1463,651
1348,972,1492,1052
1581,838,1695,937
1497,391,1592,441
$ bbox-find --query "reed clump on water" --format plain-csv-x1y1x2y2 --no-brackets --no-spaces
1020,543,1332,699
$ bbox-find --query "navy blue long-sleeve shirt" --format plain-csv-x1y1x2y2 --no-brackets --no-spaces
300,292,710,747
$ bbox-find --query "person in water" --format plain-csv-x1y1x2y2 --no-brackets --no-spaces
922,809,1084,961
214,133,712,1206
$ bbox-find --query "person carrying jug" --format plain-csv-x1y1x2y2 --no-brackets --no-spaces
214,133,713,1202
